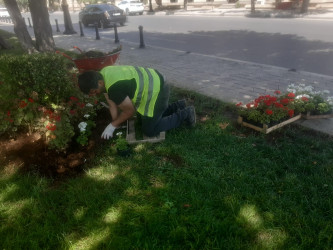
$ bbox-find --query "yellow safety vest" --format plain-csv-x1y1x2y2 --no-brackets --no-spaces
100,66,161,117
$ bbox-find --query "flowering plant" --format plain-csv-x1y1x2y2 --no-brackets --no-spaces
236,90,302,125
287,83,333,115
115,132,129,151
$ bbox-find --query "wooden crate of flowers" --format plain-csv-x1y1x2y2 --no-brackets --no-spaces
236,90,302,134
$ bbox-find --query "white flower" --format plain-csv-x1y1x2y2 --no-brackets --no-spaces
86,103,93,107
323,90,330,94
78,122,88,132
296,94,310,100
116,132,123,136
84,114,90,118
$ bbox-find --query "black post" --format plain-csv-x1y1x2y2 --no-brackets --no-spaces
114,24,119,43
28,17,32,27
95,22,100,40
79,21,84,37
139,25,145,48
55,19,60,32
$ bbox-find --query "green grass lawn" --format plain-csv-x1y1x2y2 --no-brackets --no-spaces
1,30,332,249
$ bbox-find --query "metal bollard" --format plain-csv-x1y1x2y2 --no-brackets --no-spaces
138,25,145,48
114,24,119,43
28,17,32,27
79,21,84,37
55,19,60,32
94,22,100,40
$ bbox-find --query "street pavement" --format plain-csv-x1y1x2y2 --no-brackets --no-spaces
1,8,333,136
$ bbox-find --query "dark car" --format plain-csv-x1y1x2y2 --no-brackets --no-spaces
79,4,126,28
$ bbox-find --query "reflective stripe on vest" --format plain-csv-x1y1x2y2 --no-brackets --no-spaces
102,66,161,117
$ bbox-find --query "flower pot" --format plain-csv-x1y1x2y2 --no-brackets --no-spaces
116,146,131,157
238,114,302,134
301,111,333,120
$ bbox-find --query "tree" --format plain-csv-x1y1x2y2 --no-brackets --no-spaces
28,0,55,51
301,0,310,13
62,0,77,34
3,0,37,53
251,0,256,13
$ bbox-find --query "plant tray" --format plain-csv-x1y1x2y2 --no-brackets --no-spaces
237,114,302,134
301,111,333,120
126,119,165,144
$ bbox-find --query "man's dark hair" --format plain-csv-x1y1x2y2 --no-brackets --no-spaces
78,71,103,94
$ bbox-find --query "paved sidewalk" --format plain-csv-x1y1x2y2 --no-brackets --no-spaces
53,33,333,136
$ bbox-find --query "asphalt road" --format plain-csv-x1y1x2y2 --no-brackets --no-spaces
19,12,333,77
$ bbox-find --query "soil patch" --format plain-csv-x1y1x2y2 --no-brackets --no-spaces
0,108,110,178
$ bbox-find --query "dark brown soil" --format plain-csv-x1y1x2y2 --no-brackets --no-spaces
0,108,110,178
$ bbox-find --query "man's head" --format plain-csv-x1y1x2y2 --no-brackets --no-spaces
78,71,104,96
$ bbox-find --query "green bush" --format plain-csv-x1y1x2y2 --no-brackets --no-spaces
0,53,98,151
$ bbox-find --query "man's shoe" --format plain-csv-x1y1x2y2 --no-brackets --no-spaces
185,106,196,127
176,99,187,110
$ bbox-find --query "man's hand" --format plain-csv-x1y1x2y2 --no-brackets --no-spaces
101,123,116,140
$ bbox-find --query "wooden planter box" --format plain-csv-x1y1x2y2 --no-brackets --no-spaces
126,119,165,144
302,111,333,120
237,114,302,134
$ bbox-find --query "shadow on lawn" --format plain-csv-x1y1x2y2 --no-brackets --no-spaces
0,153,287,249
1,92,332,249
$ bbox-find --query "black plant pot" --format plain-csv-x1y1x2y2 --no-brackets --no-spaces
117,147,131,157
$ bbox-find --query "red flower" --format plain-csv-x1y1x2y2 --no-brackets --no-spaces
77,102,85,108
265,109,274,115
70,96,79,102
301,96,309,102
288,92,295,98
7,111,11,117
46,123,57,131
280,98,289,105
70,110,76,115
236,102,243,106
274,90,281,95
288,109,295,117
28,98,34,103
19,100,27,108
5,117,13,123
274,103,284,108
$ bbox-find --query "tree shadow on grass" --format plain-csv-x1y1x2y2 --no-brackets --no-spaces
1,94,332,249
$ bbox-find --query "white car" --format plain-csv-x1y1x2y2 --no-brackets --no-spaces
0,7,10,17
117,0,144,15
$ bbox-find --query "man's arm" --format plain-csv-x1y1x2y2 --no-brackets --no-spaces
104,93,118,121
110,96,135,128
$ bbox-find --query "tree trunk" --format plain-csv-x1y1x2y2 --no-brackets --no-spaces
62,0,77,35
3,0,37,53
28,0,55,52
0,35,11,49
251,0,256,13
301,0,310,13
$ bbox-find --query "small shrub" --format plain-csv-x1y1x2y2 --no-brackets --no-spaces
0,53,98,151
